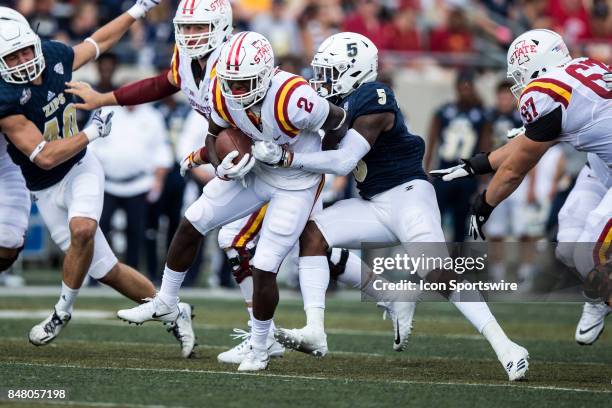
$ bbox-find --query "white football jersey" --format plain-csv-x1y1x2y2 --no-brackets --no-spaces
518,57,612,177
0,136,15,172
209,69,330,190
170,44,222,118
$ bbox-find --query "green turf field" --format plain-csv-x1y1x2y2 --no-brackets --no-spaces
0,294,610,408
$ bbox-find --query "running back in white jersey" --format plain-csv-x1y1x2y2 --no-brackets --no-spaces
518,58,612,175
170,44,223,118
209,69,330,190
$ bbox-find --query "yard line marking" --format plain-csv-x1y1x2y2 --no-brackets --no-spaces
5,362,611,394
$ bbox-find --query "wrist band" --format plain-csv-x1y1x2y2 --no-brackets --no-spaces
84,37,100,60
29,141,47,162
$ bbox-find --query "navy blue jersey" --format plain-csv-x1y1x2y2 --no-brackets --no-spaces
488,108,522,149
339,82,426,199
0,40,84,191
434,103,489,169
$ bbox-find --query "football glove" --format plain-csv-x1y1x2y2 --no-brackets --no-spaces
429,153,493,182
180,151,199,177
128,0,161,19
468,190,495,241
507,126,525,139
216,151,256,181
252,140,293,167
83,109,114,142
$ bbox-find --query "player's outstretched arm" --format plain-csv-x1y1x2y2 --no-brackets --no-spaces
253,111,392,176
65,70,179,110
0,111,113,170
72,0,163,71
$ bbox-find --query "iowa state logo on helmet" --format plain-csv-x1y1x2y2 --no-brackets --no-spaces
252,39,272,64
509,40,537,66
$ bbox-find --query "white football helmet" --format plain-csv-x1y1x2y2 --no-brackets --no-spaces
216,31,275,110
174,0,233,59
310,32,378,100
506,29,571,99
0,7,45,84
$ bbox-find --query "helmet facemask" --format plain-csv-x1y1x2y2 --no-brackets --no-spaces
218,66,273,110
0,40,45,85
174,20,218,59
310,62,347,101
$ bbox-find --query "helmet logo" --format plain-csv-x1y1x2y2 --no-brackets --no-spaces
509,40,537,66
252,39,272,64
210,0,228,11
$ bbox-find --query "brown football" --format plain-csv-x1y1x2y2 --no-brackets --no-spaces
215,128,252,164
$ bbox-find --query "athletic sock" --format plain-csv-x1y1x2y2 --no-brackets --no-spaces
251,317,272,350
239,276,254,304
448,288,496,333
55,281,79,314
482,320,514,360
158,265,185,306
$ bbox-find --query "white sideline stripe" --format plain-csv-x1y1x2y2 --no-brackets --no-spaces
8,400,183,408
6,362,611,394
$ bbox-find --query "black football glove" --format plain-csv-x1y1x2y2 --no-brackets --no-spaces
468,190,495,241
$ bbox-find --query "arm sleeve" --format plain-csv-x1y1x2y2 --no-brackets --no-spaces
286,84,330,132
113,70,180,106
290,128,371,175
524,105,562,142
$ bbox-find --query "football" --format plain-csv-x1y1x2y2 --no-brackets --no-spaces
215,128,252,164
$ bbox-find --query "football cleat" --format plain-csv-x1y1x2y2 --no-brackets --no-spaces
377,301,416,351
29,308,71,346
274,326,328,357
575,302,610,345
237,345,270,372
499,342,529,381
117,295,179,325
217,327,285,364
167,303,197,358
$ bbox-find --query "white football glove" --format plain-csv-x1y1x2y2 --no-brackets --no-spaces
252,140,292,167
180,151,200,177
604,72,612,90
83,109,114,142
430,161,474,181
506,126,525,139
127,0,161,19
216,151,256,181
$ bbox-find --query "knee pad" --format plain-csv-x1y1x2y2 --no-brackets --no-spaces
227,246,255,284
0,225,26,249
327,248,349,281
555,242,577,268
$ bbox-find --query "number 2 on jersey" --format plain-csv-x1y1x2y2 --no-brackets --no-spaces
297,97,313,113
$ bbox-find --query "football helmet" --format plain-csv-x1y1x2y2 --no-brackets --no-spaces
310,32,378,100
0,7,45,84
174,0,233,59
216,31,275,109
506,29,571,99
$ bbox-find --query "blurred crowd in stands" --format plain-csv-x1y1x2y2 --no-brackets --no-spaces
6,0,612,72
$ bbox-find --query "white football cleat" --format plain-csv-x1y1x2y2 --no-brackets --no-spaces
575,302,610,345
274,326,328,357
499,342,529,381
167,303,197,358
237,345,270,372
377,301,416,351
217,327,285,364
29,308,71,346
117,295,179,325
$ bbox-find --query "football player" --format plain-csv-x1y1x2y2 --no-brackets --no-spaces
115,31,352,372
66,0,286,364
0,4,196,357
432,29,611,345
254,32,529,381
